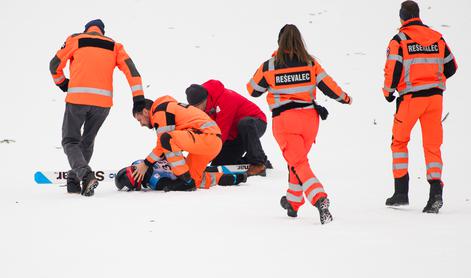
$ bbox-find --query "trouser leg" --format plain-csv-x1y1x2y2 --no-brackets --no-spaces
80,106,110,164
211,139,245,166
62,104,90,180
237,117,267,165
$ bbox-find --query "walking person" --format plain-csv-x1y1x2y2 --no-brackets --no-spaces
247,24,352,224
49,19,146,196
185,79,269,176
382,1,457,213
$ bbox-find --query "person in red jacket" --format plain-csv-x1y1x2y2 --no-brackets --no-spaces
185,80,268,176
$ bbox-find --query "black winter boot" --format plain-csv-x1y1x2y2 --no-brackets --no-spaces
164,172,196,192
386,174,409,206
81,171,98,197
423,180,443,213
315,197,333,224
66,171,81,194
280,196,298,217
218,173,248,186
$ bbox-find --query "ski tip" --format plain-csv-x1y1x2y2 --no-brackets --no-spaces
34,171,52,184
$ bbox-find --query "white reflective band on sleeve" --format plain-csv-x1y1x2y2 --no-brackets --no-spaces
444,54,454,64
250,78,267,92
383,87,396,93
169,159,186,168
268,58,275,71
393,152,408,159
286,192,303,203
156,125,175,134
148,152,160,162
426,162,443,170
67,87,113,97
289,183,303,192
388,54,403,63
54,75,65,83
398,32,407,41
200,121,217,130
131,85,143,92
316,72,328,84
270,85,316,95
307,188,325,203
427,172,442,180
165,151,183,159
393,163,408,170
335,91,346,102
302,177,320,191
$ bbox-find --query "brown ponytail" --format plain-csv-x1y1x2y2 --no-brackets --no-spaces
276,24,314,66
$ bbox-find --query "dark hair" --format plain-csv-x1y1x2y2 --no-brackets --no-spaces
400,1,420,21
133,98,153,116
276,24,314,66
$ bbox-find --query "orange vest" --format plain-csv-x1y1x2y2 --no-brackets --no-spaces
49,26,144,108
248,52,349,113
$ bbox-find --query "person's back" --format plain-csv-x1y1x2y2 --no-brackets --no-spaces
382,1,457,213
49,19,145,197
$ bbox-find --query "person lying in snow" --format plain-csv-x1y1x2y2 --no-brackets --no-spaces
115,159,247,191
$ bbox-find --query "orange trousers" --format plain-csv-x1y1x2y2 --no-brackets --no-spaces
161,130,223,189
273,108,327,211
391,94,443,182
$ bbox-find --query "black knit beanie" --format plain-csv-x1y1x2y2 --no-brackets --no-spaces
185,84,208,105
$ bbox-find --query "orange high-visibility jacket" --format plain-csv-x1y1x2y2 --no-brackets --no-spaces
144,95,221,165
247,51,350,116
49,26,144,108
383,18,457,98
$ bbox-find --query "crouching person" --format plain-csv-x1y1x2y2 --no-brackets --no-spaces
115,159,247,191
132,96,247,190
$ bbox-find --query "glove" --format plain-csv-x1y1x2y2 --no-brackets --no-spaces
313,101,329,120
385,94,396,103
57,78,69,92
345,95,353,105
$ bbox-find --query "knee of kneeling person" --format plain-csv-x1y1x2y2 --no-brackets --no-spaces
237,117,256,131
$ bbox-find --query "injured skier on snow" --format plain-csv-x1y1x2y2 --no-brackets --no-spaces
114,159,248,192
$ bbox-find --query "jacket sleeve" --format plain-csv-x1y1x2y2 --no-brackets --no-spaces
49,36,75,87
443,41,457,79
143,108,167,166
247,63,269,97
315,62,351,104
382,38,403,98
116,43,145,103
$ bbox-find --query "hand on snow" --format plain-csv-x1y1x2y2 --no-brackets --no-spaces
132,162,148,183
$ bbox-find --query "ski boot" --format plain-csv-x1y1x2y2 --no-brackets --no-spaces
81,171,99,197
280,196,298,217
423,180,443,213
218,173,248,186
66,171,81,194
315,197,333,224
386,174,409,206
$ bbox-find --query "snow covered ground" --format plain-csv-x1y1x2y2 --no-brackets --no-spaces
1,0,470,277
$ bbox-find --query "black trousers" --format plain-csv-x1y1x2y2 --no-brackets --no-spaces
62,103,110,180
211,117,267,166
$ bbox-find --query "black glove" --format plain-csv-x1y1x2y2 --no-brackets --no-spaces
313,101,329,120
163,179,196,192
385,94,396,103
57,78,69,92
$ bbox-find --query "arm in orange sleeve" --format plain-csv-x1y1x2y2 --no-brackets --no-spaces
247,63,269,97
314,62,351,104
383,38,403,101
144,111,165,166
116,43,145,108
49,35,75,91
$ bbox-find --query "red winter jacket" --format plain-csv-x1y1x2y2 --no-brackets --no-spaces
201,80,267,143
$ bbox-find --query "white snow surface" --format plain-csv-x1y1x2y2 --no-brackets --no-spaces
1,0,470,277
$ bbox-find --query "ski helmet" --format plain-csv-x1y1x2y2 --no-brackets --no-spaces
114,166,143,191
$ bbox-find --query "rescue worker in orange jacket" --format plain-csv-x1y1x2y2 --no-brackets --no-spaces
247,24,352,224
49,19,146,197
132,97,247,190
383,1,457,213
